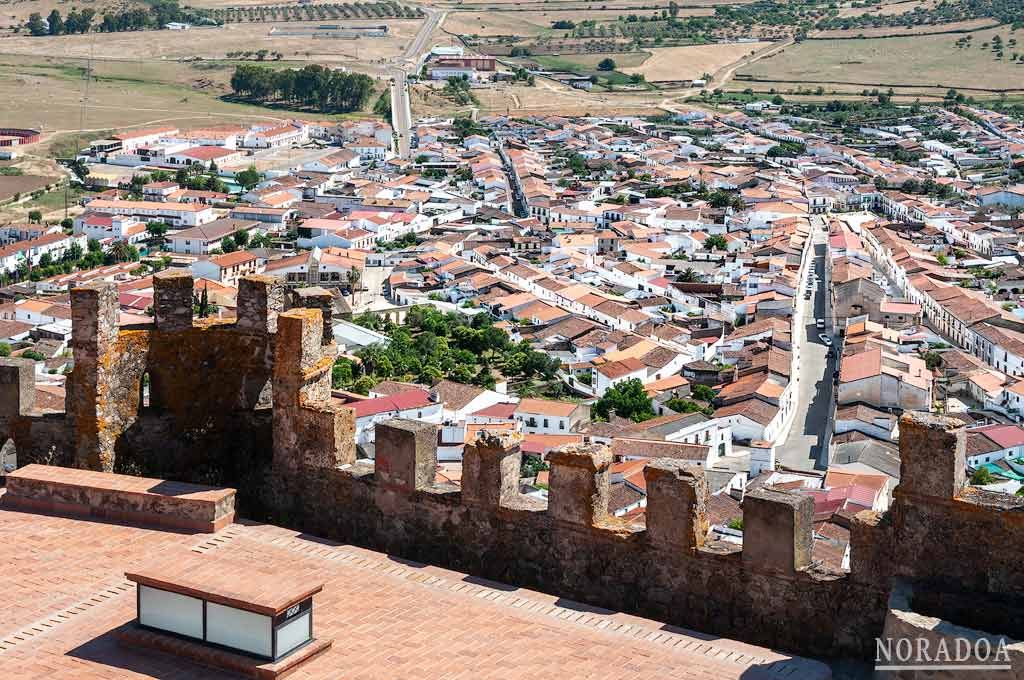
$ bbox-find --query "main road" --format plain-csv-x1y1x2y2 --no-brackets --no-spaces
389,7,446,159
776,215,837,471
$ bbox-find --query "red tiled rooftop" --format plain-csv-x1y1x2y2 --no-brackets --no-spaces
0,502,827,679
346,388,432,418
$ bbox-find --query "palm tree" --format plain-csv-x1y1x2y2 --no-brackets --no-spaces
108,241,137,263
347,267,361,307
680,267,700,283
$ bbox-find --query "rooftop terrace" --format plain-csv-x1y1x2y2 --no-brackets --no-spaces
0,497,827,679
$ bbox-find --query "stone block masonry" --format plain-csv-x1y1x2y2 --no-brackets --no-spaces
2,275,1024,663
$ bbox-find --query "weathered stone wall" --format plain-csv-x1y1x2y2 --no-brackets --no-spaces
1,275,1023,662
880,580,1024,678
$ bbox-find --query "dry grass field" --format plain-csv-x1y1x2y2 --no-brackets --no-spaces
422,0,750,7
445,6,715,37
622,41,771,81
0,54,379,144
835,0,935,19
733,26,1024,92
0,0,124,25
413,74,674,118
810,18,999,39
0,20,423,64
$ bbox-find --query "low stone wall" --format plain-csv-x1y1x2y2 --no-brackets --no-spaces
3,463,236,533
879,580,1024,678
262,425,888,659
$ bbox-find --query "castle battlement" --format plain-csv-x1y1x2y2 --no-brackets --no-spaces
2,273,1023,662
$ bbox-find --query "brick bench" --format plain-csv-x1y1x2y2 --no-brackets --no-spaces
1,464,235,533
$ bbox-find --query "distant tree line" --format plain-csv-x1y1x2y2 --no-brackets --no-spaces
27,8,95,35
27,0,208,35
229,64,375,113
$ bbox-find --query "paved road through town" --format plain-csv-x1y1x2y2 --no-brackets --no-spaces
389,8,446,159
776,217,837,471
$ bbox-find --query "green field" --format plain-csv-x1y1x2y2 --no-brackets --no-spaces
530,52,656,89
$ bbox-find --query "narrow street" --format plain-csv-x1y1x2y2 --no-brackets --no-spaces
776,216,837,471
353,264,395,313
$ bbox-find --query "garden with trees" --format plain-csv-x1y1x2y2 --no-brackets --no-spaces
333,305,564,396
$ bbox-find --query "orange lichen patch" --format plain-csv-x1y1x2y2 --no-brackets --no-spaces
303,355,335,382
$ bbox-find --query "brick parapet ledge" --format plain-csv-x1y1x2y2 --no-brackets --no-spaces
462,429,523,509
643,459,708,551
0,358,35,419
236,275,286,334
546,443,613,528
895,411,966,500
272,308,354,472
3,463,236,533
153,270,195,333
291,286,335,345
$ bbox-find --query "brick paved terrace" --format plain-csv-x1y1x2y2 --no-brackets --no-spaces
0,496,831,680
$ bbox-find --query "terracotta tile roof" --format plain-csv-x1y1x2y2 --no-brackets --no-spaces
431,379,485,411
516,398,579,418
348,388,432,418
610,438,709,462
713,398,779,426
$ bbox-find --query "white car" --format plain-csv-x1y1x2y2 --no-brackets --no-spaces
818,333,832,346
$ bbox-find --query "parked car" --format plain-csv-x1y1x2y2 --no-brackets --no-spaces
818,333,832,346
816,319,825,330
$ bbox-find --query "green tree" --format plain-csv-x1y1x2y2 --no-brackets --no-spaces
220,235,238,253
970,467,995,485
597,57,617,71
26,12,47,36
233,229,250,248
235,165,262,190
704,234,728,251
332,357,355,389
692,384,716,402
666,398,712,416
147,221,170,240
592,378,655,422
47,9,64,34
27,210,42,224
351,375,375,395
707,190,734,209
0,343,10,357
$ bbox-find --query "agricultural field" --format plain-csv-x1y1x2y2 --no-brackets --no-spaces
444,11,558,38
810,17,999,39
531,51,650,71
0,20,423,63
732,25,1024,94
202,1,423,23
520,52,653,90
621,41,770,81
413,73,674,118
0,54,380,141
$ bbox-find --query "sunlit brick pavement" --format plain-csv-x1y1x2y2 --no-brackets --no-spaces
0,503,830,679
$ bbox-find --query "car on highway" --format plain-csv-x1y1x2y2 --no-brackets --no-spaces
818,333,832,346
